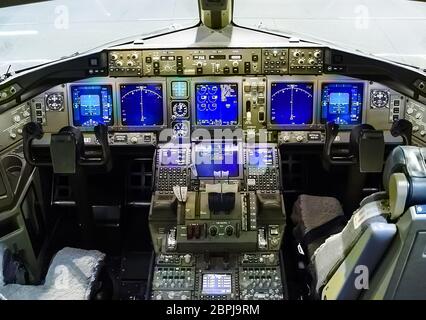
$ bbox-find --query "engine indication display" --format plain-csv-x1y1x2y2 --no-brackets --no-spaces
71,85,113,127
321,82,364,125
195,83,239,126
270,82,314,125
120,83,164,127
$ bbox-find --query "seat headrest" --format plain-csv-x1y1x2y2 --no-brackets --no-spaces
383,146,426,219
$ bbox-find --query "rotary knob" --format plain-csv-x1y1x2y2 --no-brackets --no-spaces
293,50,301,58
127,60,134,67
296,135,304,142
308,58,316,65
130,136,138,144
313,50,322,58
131,52,139,60
413,125,419,132
283,135,290,143
13,115,21,123
111,53,119,61
298,58,305,65
225,225,234,236
421,130,426,137
406,107,414,114
209,226,218,237
116,60,123,67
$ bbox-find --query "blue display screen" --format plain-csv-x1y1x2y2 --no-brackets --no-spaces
71,85,113,127
195,83,239,126
195,144,240,178
270,82,314,125
120,84,164,126
321,83,364,125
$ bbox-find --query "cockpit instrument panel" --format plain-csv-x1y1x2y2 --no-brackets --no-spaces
119,83,165,128
269,82,314,126
71,85,113,127
194,83,239,127
320,82,364,125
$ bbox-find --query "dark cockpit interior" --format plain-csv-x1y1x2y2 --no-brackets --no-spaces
0,0,426,301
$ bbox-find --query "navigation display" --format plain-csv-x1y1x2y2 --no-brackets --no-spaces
202,274,232,295
120,83,164,126
270,82,314,125
195,83,239,126
194,143,240,178
71,85,113,127
321,82,364,125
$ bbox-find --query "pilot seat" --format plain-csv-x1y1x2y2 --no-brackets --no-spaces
291,145,426,299
0,246,106,300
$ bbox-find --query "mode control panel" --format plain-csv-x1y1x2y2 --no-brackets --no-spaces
108,50,143,76
142,49,261,76
262,49,288,75
107,48,324,76
288,48,323,74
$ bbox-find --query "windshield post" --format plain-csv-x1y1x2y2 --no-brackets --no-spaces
199,0,233,29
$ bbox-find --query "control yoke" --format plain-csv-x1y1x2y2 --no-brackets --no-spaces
322,121,354,170
322,121,385,172
391,119,413,146
23,122,112,173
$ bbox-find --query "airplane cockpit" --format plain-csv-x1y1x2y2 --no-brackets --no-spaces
0,0,426,302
